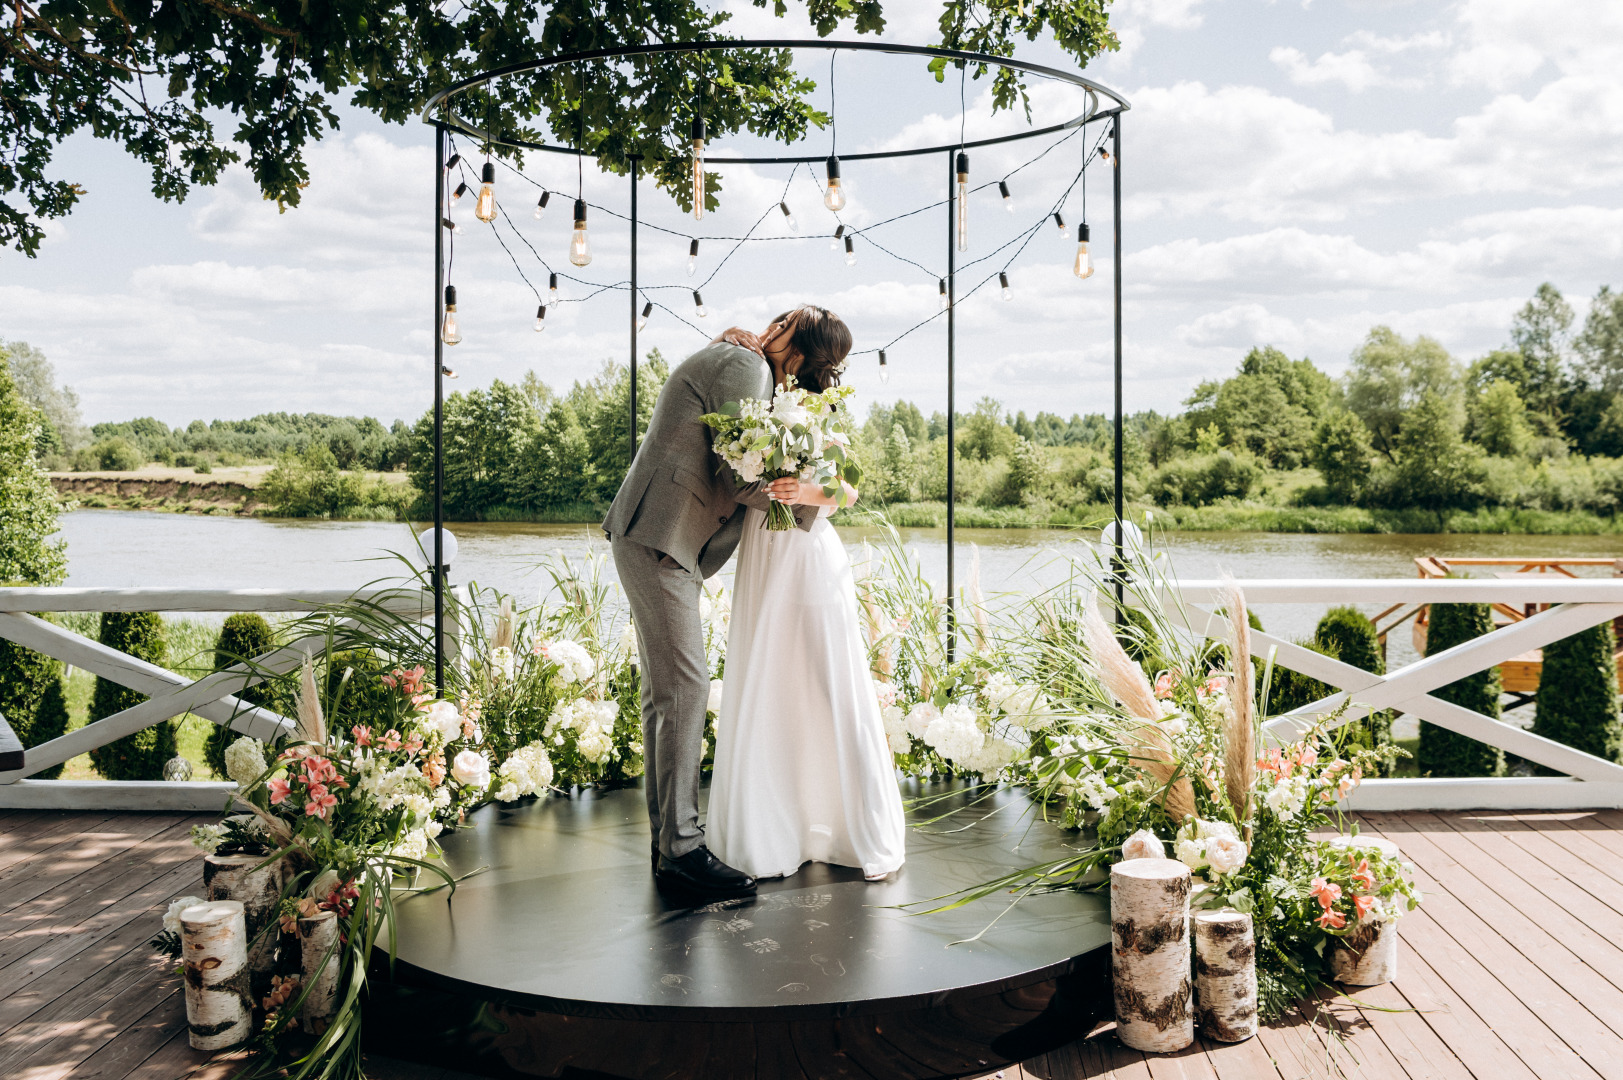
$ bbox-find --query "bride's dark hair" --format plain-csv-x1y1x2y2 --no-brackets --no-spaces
776,305,852,393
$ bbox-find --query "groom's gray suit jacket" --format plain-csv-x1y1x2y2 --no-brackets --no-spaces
602,341,813,859
602,341,814,574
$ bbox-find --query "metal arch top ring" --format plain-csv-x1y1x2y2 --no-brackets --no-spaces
420,38,1129,165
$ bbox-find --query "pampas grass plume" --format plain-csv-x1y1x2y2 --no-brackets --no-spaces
1220,575,1256,825
295,653,326,746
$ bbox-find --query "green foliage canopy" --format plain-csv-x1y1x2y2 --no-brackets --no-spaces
2,0,1118,256
0,347,68,585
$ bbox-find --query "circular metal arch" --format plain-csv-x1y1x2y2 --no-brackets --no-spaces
420,38,1129,164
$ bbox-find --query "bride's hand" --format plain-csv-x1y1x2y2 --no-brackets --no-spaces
713,327,765,356
765,477,812,504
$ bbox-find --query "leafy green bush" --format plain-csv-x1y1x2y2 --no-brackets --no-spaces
203,614,282,777
93,437,144,471
1417,602,1505,777
1314,606,1395,774
260,444,410,519
1148,450,1263,507
0,632,66,778
87,612,176,781
1532,621,1622,767
0,350,68,585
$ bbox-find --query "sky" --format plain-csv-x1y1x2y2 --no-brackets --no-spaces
2,0,1620,429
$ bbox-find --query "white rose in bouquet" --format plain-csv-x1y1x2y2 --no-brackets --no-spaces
1120,829,1165,861
422,700,463,743
451,749,491,789
1206,835,1249,876
904,702,940,740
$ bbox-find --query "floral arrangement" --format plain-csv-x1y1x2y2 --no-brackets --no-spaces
701,379,863,529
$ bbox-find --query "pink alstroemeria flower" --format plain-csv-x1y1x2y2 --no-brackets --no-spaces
1350,858,1377,891
1153,672,1176,700
1310,877,1343,911
1352,895,1378,922
305,790,339,818
1316,909,1347,930
268,778,292,805
382,729,403,751
352,725,373,747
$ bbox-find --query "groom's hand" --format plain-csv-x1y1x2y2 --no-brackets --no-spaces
714,327,765,356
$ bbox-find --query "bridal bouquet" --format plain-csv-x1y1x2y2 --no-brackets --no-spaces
701,380,863,530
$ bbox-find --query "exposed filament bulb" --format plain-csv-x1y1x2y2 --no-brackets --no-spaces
441,285,461,345
569,199,591,267
1074,222,1095,280
687,238,699,278
474,162,497,223
955,151,969,252
690,117,705,221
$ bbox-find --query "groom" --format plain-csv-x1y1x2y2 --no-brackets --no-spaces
603,309,839,900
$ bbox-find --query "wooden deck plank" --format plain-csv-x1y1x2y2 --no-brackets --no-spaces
1296,988,1416,1080
1517,813,1623,886
1484,815,1623,919
1361,818,1605,1080
1199,1028,1287,1080
0,812,114,876
0,813,187,917
1425,811,1623,996
0,942,178,1078
55,987,187,1080
1330,979,1473,1080
1556,808,1623,861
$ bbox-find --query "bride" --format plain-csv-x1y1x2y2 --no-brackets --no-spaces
706,307,907,882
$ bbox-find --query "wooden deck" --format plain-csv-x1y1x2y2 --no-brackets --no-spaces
2,808,1621,1080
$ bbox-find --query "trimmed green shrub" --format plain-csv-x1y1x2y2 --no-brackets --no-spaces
1532,621,1623,768
1418,602,1505,777
203,614,281,777
87,612,176,781
325,649,396,726
1267,639,1332,715
1315,607,1395,775
0,632,66,778
27,679,69,780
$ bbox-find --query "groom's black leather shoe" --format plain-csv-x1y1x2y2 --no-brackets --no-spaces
655,846,757,900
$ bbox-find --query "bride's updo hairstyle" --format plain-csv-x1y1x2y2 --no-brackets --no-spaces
778,305,853,393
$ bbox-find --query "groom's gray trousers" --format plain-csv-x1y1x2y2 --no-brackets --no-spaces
611,534,711,859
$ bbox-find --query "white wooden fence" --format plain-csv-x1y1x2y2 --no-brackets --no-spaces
2,579,1620,811
0,587,446,810
1168,578,1623,810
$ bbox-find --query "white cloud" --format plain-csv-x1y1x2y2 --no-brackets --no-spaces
1179,304,1303,349
1269,47,1419,92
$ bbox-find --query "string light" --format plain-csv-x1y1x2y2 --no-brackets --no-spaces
451,182,471,204
1074,222,1095,279
441,216,462,235
830,224,845,250
687,238,699,277
1000,272,1012,301
824,155,846,211
878,349,888,383
955,151,969,252
533,191,550,220
441,285,461,345
780,201,797,232
636,301,652,331
693,290,707,317
844,235,856,266
533,304,547,332
1054,212,1068,239
548,272,560,305
445,153,461,171
570,199,591,266
691,117,706,221
475,162,497,223
938,278,948,311
999,180,1013,212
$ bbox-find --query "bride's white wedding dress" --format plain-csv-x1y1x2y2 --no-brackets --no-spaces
708,505,907,880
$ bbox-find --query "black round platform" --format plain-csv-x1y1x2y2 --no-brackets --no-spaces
367,781,1110,1080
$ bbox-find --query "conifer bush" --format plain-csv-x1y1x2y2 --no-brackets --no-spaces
203,613,280,777
1315,607,1395,775
87,612,176,780
0,633,66,778
1532,621,1623,767
1418,602,1505,777
27,679,69,779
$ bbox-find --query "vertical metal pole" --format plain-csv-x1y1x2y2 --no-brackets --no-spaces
629,156,640,463
1111,117,1125,619
433,124,446,688
945,149,957,662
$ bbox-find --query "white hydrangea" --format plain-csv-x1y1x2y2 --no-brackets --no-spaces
737,449,765,483
924,702,985,764
1001,685,1052,729
577,724,616,763
618,621,639,662
707,679,725,716
393,829,429,862
223,737,266,788
1075,774,1120,811
494,741,555,802
880,705,911,756
163,896,205,937
421,700,464,743
1175,837,1209,871
904,702,940,741
966,736,1021,777
189,824,226,854
541,639,595,685
982,671,1019,710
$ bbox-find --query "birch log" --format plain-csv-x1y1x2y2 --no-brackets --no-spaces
203,853,282,1003
1327,834,1401,985
298,909,341,1029
1194,910,1257,1042
1111,859,1194,1052
180,900,252,1050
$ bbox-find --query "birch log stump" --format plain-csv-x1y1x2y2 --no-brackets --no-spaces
203,853,282,1004
180,900,252,1050
1194,910,1257,1042
1111,859,1194,1052
298,909,341,1030
1327,834,1401,985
